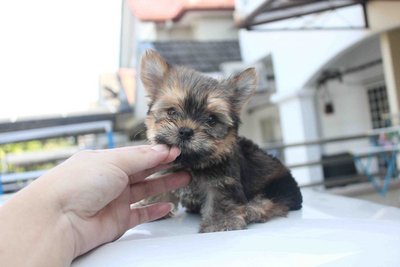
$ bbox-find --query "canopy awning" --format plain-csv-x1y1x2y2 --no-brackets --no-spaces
236,0,369,30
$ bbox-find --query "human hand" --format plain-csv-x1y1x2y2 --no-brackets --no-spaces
0,144,189,267
43,144,190,258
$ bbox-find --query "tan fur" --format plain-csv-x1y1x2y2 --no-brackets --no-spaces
211,130,236,159
176,119,199,131
206,97,233,125
246,196,289,223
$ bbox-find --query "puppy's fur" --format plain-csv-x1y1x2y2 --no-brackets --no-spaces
140,50,302,233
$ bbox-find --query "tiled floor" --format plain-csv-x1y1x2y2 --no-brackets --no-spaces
329,180,400,208
354,190,400,208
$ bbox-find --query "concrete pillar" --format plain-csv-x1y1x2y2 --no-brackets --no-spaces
272,90,323,186
380,28,400,125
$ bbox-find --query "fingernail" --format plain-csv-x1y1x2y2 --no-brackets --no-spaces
151,144,169,152
171,146,181,156
168,202,175,211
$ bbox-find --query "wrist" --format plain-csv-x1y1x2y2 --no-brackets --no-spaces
0,179,76,266
35,176,77,264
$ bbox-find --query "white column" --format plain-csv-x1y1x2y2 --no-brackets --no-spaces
272,90,323,186
380,28,400,125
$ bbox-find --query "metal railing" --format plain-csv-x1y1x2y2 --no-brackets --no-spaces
0,121,115,194
262,126,400,193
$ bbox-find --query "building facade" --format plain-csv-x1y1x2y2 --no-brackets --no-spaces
235,0,400,185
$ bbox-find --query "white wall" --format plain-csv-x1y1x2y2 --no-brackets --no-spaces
318,82,373,155
240,105,281,145
315,35,384,155
193,16,238,40
137,12,237,42
368,1,400,32
239,29,371,94
155,26,194,41
235,0,265,18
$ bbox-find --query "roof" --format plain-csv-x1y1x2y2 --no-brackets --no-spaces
129,0,235,22
140,40,242,73
0,110,132,134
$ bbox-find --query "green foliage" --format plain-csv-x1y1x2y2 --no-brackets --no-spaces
0,138,73,154
0,138,75,173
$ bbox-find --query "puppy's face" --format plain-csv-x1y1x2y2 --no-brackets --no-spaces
140,50,256,168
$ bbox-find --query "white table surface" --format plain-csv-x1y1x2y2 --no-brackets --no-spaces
72,190,400,267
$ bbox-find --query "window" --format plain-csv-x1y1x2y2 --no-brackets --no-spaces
367,84,391,129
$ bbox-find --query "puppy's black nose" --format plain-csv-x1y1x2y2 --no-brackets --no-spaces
179,127,194,140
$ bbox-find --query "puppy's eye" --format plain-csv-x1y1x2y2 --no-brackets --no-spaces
167,108,178,117
207,115,218,126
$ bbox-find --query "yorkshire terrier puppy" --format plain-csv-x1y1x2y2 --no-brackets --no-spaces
140,50,302,233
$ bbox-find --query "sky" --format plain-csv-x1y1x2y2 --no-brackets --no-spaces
0,0,122,120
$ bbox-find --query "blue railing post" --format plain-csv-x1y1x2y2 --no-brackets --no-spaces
0,173,3,195
107,130,115,148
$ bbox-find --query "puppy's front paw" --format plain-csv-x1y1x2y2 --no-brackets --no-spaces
199,216,247,233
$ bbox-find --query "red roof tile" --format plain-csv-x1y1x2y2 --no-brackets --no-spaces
128,0,235,22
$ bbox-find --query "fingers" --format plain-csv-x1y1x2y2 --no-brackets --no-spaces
129,202,173,228
160,146,181,164
130,171,190,203
128,163,172,184
103,145,181,176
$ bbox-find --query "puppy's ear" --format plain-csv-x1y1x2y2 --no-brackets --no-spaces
140,50,169,99
230,68,257,110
